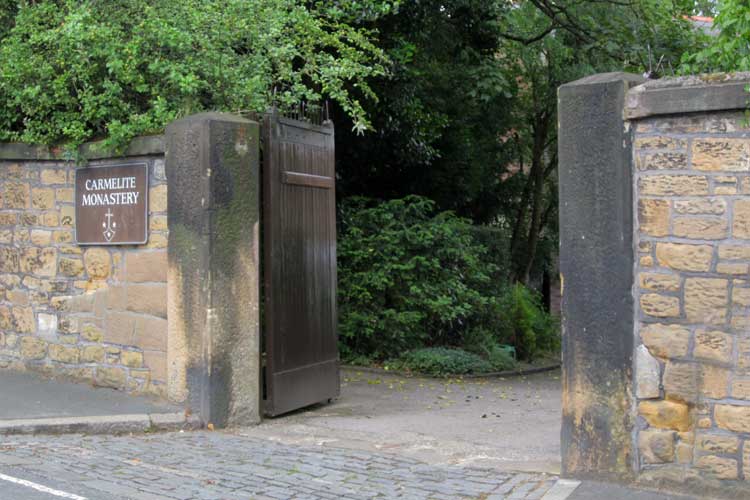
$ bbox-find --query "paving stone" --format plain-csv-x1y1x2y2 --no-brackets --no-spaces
0,431,556,499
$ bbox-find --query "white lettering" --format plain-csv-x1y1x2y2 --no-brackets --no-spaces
81,172,143,208
80,191,141,206
84,176,139,191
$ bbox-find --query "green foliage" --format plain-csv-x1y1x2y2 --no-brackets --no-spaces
334,0,706,288
496,284,559,361
682,0,750,73
0,0,394,148
387,347,494,377
337,195,499,361
344,354,376,367
338,195,558,364
0,1,16,40
462,326,517,371
466,225,511,283
486,345,516,371
335,0,706,215
334,0,516,222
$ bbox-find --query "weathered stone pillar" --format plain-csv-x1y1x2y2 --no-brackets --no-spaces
558,73,644,479
165,113,261,427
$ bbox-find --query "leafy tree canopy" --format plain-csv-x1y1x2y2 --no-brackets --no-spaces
682,0,750,72
335,0,706,213
335,0,707,282
335,0,516,221
0,0,397,148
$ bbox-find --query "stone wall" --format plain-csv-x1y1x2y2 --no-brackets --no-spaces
0,140,168,397
631,102,750,491
560,73,750,497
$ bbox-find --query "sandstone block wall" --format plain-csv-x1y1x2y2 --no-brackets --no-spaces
0,148,168,397
633,111,750,484
626,76,750,495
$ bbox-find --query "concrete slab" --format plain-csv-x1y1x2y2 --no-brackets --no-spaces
0,370,195,435
0,370,177,419
567,480,699,500
242,367,562,474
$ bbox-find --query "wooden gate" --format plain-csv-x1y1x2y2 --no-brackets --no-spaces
262,109,339,417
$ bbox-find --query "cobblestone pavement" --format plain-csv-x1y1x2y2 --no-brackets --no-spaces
0,430,557,499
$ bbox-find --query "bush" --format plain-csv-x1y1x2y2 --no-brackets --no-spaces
338,196,500,361
0,0,390,149
462,327,516,371
467,225,511,284
486,345,516,371
388,347,493,377
338,195,560,364
496,284,559,360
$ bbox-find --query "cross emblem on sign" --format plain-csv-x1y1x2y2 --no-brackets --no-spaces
102,208,117,242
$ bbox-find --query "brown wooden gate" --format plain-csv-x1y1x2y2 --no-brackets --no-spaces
262,109,339,417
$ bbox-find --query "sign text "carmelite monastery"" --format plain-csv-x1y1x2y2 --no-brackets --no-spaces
81,176,140,206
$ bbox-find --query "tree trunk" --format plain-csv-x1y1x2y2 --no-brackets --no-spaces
509,172,534,274
519,112,550,285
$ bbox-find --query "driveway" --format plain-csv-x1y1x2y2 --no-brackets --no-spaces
245,367,562,474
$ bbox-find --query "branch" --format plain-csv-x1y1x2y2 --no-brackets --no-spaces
528,0,596,44
499,24,556,45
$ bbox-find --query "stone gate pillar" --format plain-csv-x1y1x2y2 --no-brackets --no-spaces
165,113,261,427
558,73,645,479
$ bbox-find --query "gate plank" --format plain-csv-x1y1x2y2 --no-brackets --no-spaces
282,171,334,189
263,110,339,417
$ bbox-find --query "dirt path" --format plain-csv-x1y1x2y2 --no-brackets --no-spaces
242,368,562,474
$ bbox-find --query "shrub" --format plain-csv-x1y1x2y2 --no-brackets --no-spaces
467,225,511,284
496,283,559,360
343,354,374,367
338,196,500,361
388,347,493,377
486,345,516,372
0,0,391,149
337,195,559,364
462,327,516,371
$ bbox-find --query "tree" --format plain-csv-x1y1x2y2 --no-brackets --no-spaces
682,0,750,72
498,0,706,283
334,0,516,222
335,0,706,285
0,0,397,148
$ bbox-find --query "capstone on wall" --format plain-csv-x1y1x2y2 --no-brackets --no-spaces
631,87,750,491
0,146,168,397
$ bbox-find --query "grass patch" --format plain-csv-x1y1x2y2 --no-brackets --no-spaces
385,346,516,377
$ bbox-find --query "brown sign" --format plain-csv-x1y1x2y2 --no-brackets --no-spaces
75,163,149,245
